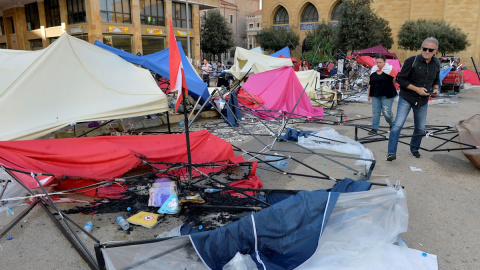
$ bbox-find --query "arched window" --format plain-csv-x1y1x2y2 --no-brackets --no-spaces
301,3,318,23
331,1,343,21
273,6,289,24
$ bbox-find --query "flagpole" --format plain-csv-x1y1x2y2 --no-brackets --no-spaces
186,0,191,61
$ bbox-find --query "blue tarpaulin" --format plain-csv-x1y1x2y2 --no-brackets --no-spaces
440,67,452,82
94,41,210,105
190,190,339,270
270,46,290,58
329,178,372,192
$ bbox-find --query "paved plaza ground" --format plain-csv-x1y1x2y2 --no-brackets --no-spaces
1,85,479,270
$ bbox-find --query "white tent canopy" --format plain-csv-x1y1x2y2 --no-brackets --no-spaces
249,46,264,54
229,47,293,79
0,33,168,141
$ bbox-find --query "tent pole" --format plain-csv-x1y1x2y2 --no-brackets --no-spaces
166,111,171,134
182,86,192,181
276,83,309,138
187,90,216,128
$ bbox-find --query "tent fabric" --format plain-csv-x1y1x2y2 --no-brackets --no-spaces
352,45,398,59
250,65,324,106
296,70,322,101
279,55,298,63
269,46,290,58
0,33,168,141
190,190,339,270
329,178,372,192
94,40,210,104
463,68,480,85
249,46,264,54
229,47,293,79
240,67,324,119
0,130,235,190
456,114,480,169
356,55,376,68
440,67,452,82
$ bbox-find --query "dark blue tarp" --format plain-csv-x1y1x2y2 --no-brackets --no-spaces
329,178,372,192
190,190,339,270
94,41,210,105
281,127,315,141
222,90,242,127
270,46,290,58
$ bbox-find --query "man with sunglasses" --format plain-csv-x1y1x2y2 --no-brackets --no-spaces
386,37,441,161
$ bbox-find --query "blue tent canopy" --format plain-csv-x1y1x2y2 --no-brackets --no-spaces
190,190,339,269
94,41,210,105
270,46,291,58
440,67,452,82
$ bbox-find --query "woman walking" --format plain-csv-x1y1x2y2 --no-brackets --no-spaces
367,54,398,134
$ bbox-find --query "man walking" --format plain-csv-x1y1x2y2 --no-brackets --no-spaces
386,37,441,161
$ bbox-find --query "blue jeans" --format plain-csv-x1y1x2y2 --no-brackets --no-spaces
371,96,395,130
387,96,428,156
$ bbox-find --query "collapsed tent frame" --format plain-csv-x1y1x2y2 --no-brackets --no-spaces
353,124,479,152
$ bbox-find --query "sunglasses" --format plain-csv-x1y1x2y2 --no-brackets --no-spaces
422,47,435,52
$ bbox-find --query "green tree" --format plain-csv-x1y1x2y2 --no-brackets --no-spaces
302,21,336,66
256,27,300,52
335,0,393,53
397,19,470,56
200,10,234,60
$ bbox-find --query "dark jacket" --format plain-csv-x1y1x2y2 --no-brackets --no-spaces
397,54,440,106
369,72,397,99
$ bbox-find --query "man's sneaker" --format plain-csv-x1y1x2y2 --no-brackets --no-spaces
412,152,421,158
368,129,378,135
386,154,396,161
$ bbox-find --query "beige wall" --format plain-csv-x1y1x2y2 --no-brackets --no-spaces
262,0,480,68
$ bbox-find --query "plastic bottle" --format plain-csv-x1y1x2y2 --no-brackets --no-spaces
204,188,220,193
81,221,93,239
265,155,289,169
117,217,130,231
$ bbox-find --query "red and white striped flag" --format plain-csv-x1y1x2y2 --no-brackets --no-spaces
169,19,188,114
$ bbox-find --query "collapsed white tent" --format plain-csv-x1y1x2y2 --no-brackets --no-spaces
229,47,293,79
0,33,168,141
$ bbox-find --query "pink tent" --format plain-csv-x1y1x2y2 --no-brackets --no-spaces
240,67,324,120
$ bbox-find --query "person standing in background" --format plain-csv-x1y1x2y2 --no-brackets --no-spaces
367,54,398,134
386,37,440,161
299,59,309,71
201,59,212,86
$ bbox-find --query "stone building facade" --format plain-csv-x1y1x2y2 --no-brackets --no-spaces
0,0,221,59
246,9,261,49
261,0,480,68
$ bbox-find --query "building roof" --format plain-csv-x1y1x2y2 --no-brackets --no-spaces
248,10,262,16
221,1,237,7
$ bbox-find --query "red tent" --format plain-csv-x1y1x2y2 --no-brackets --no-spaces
353,45,398,59
463,68,480,85
279,55,297,63
356,55,376,68
0,130,261,196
